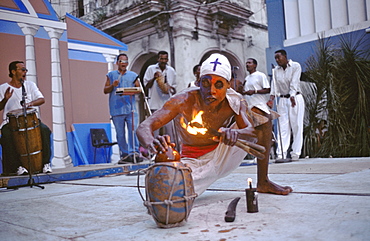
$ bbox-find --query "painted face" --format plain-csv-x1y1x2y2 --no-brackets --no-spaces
117,56,128,71
15,63,28,81
199,74,230,107
158,54,168,68
246,59,256,73
274,52,288,67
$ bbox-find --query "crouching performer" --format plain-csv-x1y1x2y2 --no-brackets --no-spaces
137,54,292,226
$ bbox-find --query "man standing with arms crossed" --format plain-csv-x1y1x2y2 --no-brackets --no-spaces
267,50,305,162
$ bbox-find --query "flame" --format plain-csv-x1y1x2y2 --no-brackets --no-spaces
247,178,252,186
181,110,208,135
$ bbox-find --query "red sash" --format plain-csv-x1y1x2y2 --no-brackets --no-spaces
181,144,218,158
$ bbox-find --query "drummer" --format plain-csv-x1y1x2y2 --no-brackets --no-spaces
137,53,293,196
0,61,52,175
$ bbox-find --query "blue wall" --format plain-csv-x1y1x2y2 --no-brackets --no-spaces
265,0,370,75
69,123,114,166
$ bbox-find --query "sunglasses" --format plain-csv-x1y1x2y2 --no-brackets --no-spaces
118,60,128,64
17,68,28,72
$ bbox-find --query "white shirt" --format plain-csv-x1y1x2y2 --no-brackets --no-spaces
143,63,177,110
271,59,302,97
244,71,270,114
0,81,43,127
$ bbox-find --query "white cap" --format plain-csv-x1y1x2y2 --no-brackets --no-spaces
200,53,231,81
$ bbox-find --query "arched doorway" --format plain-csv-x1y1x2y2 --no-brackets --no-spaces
130,53,158,122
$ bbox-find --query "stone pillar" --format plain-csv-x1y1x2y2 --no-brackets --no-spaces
18,23,39,85
313,0,331,32
103,53,120,163
367,0,370,20
284,0,300,39
347,0,366,25
330,0,348,29
45,27,72,169
298,0,315,36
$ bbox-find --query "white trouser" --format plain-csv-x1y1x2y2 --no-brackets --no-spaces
276,94,305,159
181,142,247,196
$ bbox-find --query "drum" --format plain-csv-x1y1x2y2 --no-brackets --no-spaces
7,108,43,174
144,161,197,228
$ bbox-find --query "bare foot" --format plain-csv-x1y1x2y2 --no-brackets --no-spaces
257,180,293,195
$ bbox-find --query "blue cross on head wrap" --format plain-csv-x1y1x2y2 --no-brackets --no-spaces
200,53,231,81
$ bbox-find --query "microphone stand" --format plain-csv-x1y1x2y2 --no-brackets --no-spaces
9,80,44,189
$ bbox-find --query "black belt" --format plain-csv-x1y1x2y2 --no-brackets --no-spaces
280,92,300,98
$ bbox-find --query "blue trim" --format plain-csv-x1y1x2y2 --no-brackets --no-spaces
3,159,263,188
36,0,59,21
68,39,127,51
60,30,68,42
0,20,23,35
68,49,107,63
34,26,50,39
66,13,127,51
0,0,28,13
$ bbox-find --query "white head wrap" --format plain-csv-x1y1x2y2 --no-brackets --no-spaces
200,53,231,81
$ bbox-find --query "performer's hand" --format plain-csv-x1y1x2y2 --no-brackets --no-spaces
245,90,255,96
154,71,162,79
112,80,119,87
4,87,13,100
217,127,239,146
147,135,172,154
267,100,274,108
290,96,296,107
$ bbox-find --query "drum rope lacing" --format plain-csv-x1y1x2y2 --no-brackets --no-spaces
138,162,197,227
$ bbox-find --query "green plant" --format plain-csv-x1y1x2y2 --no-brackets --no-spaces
303,33,370,157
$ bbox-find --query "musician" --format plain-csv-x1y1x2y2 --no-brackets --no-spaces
0,61,52,175
104,53,143,163
137,53,293,196
143,51,177,145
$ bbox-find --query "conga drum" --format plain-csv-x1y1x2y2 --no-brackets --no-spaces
7,108,43,174
143,146,197,228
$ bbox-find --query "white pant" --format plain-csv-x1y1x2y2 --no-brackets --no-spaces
276,94,305,159
181,142,247,196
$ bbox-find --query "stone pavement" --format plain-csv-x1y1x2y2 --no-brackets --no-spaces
0,157,369,241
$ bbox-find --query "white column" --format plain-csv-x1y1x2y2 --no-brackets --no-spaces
284,0,300,39
313,0,331,32
347,0,366,25
103,53,119,163
367,0,370,20
17,23,39,85
45,27,72,169
298,0,315,36
330,0,348,29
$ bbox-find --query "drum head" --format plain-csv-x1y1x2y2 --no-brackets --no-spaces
7,108,37,117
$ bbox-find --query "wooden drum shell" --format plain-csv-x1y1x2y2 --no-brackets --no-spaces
145,161,197,228
7,108,43,174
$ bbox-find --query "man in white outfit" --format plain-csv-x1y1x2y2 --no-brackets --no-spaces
243,58,271,114
267,49,305,162
143,51,177,145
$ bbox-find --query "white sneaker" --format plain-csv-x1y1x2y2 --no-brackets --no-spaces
43,163,52,173
291,154,299,161
17,166,28,175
